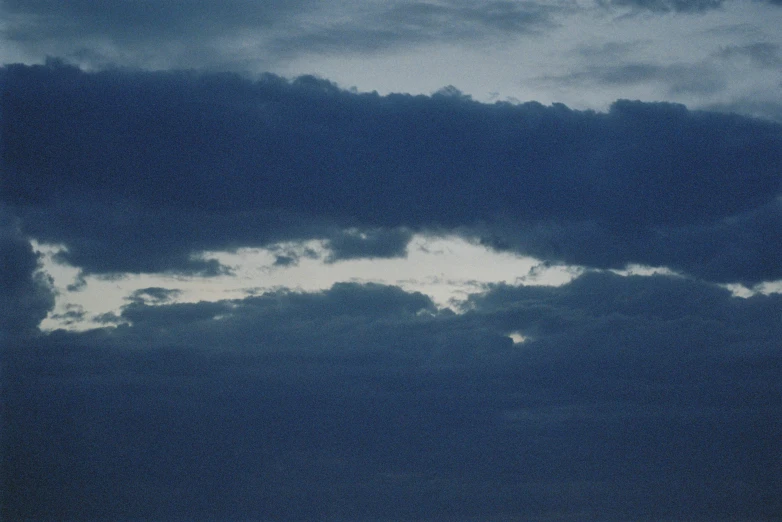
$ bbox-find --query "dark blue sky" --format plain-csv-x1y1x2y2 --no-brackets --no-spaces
2,1,782,521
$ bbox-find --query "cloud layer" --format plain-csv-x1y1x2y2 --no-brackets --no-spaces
2,62,781,283
4,273,780,520
3,3,781,521
0,214,55,342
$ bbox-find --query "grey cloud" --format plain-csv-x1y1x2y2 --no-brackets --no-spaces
599,0,782,12
0,0,311,69
600,0,725,12
266,242,320,267
470,271,782,358
4,274,780,520
2,63,781,283
0,0,300,40
543,61,727,95
0,1,564,69
705,98,782,123
48,304,87,326
65,272,87,292
574,40,646,59
487,198,782,286
273,254,297,267
268,1,564,57
715,42,782,68
386,1,562,34
120,299,232,331
0,214,55,341
115,282,449,360
127,287,182,304
325,227,413,262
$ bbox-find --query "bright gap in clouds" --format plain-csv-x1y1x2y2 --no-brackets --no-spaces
36,234,580,332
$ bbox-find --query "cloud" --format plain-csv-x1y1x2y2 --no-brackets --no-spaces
112,282,455,362
0,0,313,69
0,1,567,70
0,212,55,341
484,197,782,286
715,42,782,68
705,97,782,123
470,270,782,357
325,227,413,262
268,1,564,57
597,0,782,14
47,304,87,326
541,61,727,95
127,287,182,304
3,273,780,520
599,0,726,12
3,5,779,521
5,63,780,282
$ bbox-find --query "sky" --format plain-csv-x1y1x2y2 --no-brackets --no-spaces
1,1,782,520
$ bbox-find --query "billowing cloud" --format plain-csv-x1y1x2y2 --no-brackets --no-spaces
4,273,780,520
2,62,780,283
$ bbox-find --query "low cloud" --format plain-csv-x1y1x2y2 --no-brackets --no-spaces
2,63,780,283
4,273,780,519
0,214,55,342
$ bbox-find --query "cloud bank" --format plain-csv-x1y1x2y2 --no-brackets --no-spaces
4,273,780,520
2,43,781,519
2,61,780,284
0,214,55,342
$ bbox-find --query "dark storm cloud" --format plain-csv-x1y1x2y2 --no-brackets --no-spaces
4,274,780,520
2,62,781,282
0,213,55,342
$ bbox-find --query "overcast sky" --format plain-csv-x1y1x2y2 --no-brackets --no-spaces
2,1,782,521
